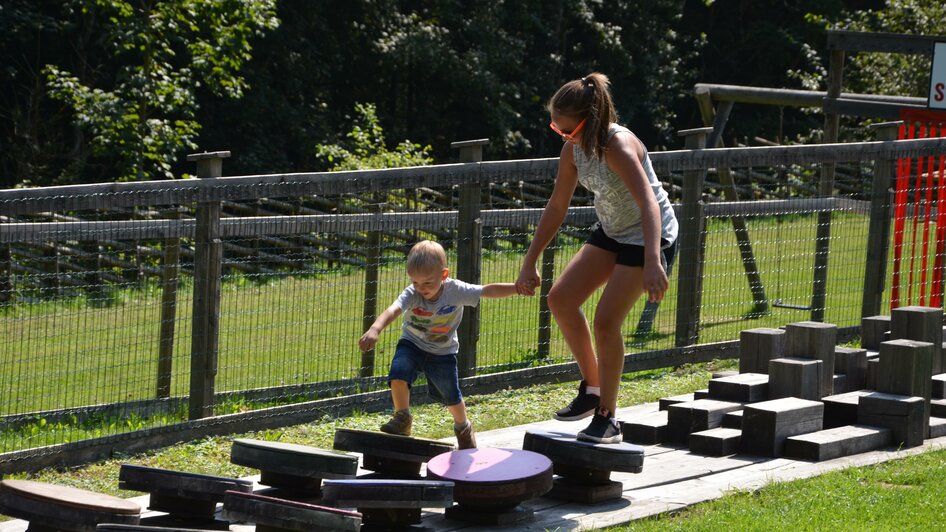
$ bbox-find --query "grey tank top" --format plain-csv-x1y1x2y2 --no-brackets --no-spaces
573,124,678,247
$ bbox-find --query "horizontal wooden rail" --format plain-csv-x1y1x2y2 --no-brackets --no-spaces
827,29,946,54
0,199,872,243
2,137,946,215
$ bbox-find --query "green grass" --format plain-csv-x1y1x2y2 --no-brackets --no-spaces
608,449,946,531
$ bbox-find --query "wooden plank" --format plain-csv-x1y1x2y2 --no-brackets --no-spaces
826,29,946,54
694,82,924,108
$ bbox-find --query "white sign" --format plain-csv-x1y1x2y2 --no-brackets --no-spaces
931,42,946,110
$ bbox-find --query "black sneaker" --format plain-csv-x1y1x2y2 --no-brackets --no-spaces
553,380,600,421
577,410,623,444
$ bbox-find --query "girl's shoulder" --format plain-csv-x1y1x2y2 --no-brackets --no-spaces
605,124,644,159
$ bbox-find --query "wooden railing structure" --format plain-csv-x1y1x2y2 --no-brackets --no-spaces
2,131,946,474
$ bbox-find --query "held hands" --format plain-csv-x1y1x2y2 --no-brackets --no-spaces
643,260,669,303
359,328,380,352
515,264,540,296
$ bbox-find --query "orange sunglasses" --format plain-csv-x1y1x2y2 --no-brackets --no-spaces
549,117,587,143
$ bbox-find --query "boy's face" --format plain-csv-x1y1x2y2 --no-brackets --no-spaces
409,267,449,301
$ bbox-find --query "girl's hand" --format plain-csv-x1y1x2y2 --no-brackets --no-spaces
643,259,669,303
359,329,379,352
515,264,541,296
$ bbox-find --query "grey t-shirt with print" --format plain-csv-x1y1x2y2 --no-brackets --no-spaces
394,278,483,355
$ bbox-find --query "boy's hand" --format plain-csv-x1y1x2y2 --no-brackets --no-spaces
359,329,379,352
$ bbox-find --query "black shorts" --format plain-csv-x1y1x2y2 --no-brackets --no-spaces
586,225,677,269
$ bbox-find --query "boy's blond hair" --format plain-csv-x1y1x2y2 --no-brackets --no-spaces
407,240,447,274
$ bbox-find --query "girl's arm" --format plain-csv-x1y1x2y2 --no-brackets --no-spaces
605,133,668,302
516,143,580,295
481,282,518,299
359,303,403,352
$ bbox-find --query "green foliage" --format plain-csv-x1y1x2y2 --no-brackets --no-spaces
315,103,433,171
42,0,278,181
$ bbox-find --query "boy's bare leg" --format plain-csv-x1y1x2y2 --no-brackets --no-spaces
390,380,410,411
593,265,645,413
446,401,468,425
547,244,615,386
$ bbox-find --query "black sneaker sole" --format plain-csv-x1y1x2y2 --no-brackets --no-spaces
552,408,596,422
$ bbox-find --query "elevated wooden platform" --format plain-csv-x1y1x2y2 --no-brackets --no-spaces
1,402,944,531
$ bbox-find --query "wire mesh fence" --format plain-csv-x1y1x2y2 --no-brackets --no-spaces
1,134,945,471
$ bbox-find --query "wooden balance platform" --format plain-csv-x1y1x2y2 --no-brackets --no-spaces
0,405,945,532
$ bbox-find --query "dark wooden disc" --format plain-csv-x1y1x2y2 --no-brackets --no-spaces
230,438,359,479
222,490,361,532
333,429,454,463
0,480,140,514
118,464,253,502
522,430,645,473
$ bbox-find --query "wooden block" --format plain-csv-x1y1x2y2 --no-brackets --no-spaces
707,373,768,403
712,370,739,379
768,357,823,400
333,429,453,476
522,430,645,475
658,393,695,411
118,464,252,518
321,479,453,509
866,358,879,389
858,392,925,448
832,374,847,395
722,410,743,429
931,398,946,418
666,399,743,443
891,306,944,374
783,425,892,461
741,397,824,457
821,390,872,429
97,526,218,532
427,448,553,510
834,347,868,391
689,427,741,456
932,373,946,399
861,315,891,350
620,410,667,445
231,438,358,491
739,328,785,374
0,480,140,531
785,322,837,397
222,491,361,532
877,339,933,430
930,417,946,438
693,389,710,400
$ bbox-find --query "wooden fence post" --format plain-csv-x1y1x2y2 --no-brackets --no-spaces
674,127,712,348
360,201,383,378
452,139,488,378
537,234,557,361
156,207,182,398
861,122,900,318
811,48,846,322
187,151,229,420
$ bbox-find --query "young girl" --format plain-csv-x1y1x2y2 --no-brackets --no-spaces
515,72,678,443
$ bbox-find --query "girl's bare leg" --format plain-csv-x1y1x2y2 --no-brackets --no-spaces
593,265,645,413
546,244,616,386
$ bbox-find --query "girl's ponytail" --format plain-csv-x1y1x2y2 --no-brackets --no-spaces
547,72,618,159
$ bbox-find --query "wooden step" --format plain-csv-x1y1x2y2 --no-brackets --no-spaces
741,397,824,457
0,479,140,531
783,425,891,461
689,427,741,456
722,410,743,429
666,399,743,444
821,390,872,429
707,373,768,403
858,392,926,448
620,410,667,445
222,491,361,532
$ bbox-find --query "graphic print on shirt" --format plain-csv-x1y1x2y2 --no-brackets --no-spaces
408,304,456,343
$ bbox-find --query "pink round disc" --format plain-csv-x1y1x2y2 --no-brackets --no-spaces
426,448,552,483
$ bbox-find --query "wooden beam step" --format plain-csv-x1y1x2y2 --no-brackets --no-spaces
783,425,891,461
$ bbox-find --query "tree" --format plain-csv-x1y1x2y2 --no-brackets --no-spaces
315,103,433,171
42,0,278,182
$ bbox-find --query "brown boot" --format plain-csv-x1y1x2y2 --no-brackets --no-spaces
455,421,477,449
380,409,412,436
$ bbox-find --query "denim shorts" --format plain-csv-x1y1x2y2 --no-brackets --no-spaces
387,339,463,406
586,224,677,269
